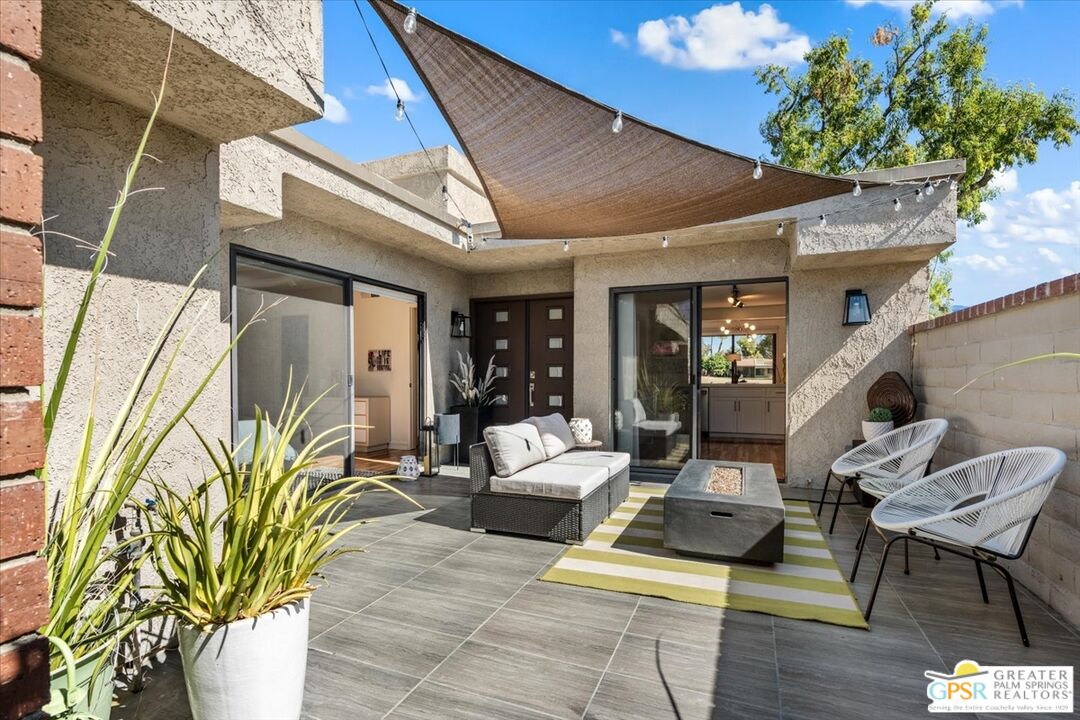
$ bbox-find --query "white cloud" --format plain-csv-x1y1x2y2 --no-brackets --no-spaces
366,77,423,103
990,167,1018,194
845,1,1023,21
610,29,629,48
966,180,1080,248
635,3,810,71
1037,247,1063,265
322,93,349,124
953,253,1018,274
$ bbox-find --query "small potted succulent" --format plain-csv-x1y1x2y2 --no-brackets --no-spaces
862,407,895,441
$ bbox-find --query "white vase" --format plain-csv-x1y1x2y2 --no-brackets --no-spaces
569,417,593,444
861,420,894,442
179,599,309,720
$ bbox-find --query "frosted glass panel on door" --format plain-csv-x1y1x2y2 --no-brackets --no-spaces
548,307,564,320
494,338,509,351
495,311,509,322
548,365,563,378
548,336,564,350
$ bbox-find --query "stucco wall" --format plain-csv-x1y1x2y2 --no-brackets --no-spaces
572,238,929,486
911,283,1080,627
224,214,471,415
469,267,574,299
39,73,229,488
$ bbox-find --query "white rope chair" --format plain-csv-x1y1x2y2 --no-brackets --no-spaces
817,419,949,535
852,447,1066,646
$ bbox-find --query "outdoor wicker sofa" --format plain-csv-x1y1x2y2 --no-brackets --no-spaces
469,414,630,543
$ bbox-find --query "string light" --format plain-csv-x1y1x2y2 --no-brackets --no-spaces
776,222,784,236
852,180,862,197
441,185,449,203
923,180,935,197
563,240,569,252
403,7,418,34
661,235,669,248
395,98,405,122
819,214,827,227
612,110,623,134
894,198,902,212
915,188,923,203
753,159,763,180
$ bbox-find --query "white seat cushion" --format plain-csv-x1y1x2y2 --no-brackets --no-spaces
483,423,546,477
547,451,630,478
489,462,608,500
635,419,682,436
523,413,577,459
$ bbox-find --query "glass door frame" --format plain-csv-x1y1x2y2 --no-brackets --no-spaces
229,246,428,480
608,276,788,482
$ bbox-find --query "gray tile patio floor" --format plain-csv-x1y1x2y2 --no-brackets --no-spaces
114,470,1080,720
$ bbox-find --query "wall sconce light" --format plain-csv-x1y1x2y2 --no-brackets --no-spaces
450,311,471,338
843,289,872,326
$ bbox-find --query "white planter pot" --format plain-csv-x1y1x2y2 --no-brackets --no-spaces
862,420,894,442
179,599,309,720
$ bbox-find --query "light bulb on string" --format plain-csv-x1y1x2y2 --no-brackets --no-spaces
441,185,449,203
563,240,569,253
753,159,763,180
749,324,756,332
924,180,935,197
661,235,669,249
893,198,902,212
612,110,623,134
776,222,784,236
395,99,405,122
915,188,923,203
852,181,862,197
403,8,418,34
819,214,827,227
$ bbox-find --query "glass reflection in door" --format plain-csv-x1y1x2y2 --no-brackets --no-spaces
613,288,693,471
233,255,351,476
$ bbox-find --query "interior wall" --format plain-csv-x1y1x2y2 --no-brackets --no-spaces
354,294,417,449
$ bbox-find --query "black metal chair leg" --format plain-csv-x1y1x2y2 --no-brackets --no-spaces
995,565,1030,647
855,515,870,551
975,560,989,604
828,477,846,534
817,471,833,516
903,537,910,575
864,535,904,621
850,517,871,582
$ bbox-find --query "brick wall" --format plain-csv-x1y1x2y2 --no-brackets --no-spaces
910,274,1080,628
0,2,49,718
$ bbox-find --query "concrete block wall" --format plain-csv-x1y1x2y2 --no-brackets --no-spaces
910,274,1080,628
0,2,49,717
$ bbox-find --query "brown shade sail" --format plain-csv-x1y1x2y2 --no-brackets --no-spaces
371,0,868,240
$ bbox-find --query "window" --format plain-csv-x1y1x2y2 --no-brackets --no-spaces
548,336,564,350
700,333,776,384
548,306,564,320
549,394,564,407
495,366,509,378
494,338,509,351
547,365,564,378
495,310,509,322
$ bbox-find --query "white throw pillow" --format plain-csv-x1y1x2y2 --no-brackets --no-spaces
483,423,547,477
524,413,577,459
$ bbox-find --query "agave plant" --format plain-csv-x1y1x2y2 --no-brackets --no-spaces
144,385,421,627
449,351,497,407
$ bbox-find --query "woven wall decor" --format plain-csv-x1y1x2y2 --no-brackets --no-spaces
866,372,917,427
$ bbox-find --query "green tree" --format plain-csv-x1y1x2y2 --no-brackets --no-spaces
701,351,731,377
756,0,1078,225
928,248,954,317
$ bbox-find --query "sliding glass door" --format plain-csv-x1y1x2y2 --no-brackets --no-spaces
612,287,696,473
233,254,352,476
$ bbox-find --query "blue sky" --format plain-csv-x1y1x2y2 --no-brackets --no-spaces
299,0,1080,308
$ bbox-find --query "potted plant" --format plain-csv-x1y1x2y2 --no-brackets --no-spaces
448,351,497,458
862,407,895,441
145,388,419,720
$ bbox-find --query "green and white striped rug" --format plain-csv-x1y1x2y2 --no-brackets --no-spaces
541,485,868,629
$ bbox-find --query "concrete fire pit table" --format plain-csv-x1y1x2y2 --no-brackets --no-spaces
663,460,784,564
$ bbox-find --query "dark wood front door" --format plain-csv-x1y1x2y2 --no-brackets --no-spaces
473,296,573,425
